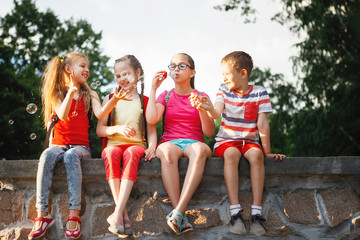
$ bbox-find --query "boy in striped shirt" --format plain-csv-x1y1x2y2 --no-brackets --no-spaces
190,51,285,236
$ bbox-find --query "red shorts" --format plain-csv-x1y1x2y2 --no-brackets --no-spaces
214,140,264,157
102,144,145,182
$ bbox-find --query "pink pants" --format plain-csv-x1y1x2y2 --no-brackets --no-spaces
102,144,145,182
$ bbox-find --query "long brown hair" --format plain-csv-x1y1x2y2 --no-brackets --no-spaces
176,53,195,89
41,52,91,127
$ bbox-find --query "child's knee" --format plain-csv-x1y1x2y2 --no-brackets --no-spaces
224,148,241,164
194,143,211,157
246,149,264,165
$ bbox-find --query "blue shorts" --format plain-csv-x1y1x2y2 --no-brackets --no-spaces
168,139,200,151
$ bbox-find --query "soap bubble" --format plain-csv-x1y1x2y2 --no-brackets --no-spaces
90,82,98,89
26,103,37,114
96,80,101,87
169,72,177,78
30,133,37,140
8,119,14,125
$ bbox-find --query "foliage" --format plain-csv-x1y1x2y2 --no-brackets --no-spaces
214,0,257,23
0,0,113,159
250,68,299,155
273,0,360,156
215,0,360,156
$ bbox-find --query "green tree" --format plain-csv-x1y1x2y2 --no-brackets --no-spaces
0,0,113,159
273,0,360,156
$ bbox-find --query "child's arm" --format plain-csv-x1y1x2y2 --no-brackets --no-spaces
199,109,215,138
91,88,131,119
54,74,77,120
144,123,157,161
257,112,286,161
146,71,166,124
189,93,224,119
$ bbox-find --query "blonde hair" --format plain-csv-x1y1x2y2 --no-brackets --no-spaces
221,51,253,76
41,52,91,127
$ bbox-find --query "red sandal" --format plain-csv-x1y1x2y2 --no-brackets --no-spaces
65,216,81,239
28,214,55,239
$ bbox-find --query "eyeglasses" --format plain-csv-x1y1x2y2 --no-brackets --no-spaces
168,63,193,71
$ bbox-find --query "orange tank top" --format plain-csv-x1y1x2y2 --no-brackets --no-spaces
52,98,89,146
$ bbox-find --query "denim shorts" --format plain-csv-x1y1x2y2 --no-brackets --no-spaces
168,138,200,151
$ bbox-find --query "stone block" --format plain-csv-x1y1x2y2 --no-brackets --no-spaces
239,191,253,220
190,192,224,205
130,195,169,235
356,217,360,236
265,225,297,238
185,208,222,229
281,190,319,225
321,189,360,227
91,205,113,237
0,190,26,224
0,227,32,240
0,190,12,225
12,191,25,222
57,190,87,226
265,206,284,228
27,197,37,221
28,196,53,221
58,195,70,225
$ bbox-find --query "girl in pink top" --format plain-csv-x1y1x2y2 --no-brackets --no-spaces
146,53,215,235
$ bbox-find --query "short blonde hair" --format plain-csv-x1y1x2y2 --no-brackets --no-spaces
221,51,253,76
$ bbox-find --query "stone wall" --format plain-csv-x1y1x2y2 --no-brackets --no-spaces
0,156,360,240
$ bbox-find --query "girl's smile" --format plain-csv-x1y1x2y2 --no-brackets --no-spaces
114,61,139,94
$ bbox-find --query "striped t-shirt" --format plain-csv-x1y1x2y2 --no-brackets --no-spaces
214,84,273,149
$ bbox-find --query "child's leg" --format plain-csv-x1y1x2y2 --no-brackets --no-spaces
63,145,91,228
102,145,124,226
34,146,65,230
102,145,125,182
121,145,145,182
242,147,265,207
243,147,266,235
178,142,211,213
223,147,242,206
222,146,246,235
156,142,184,209
36,146,65,213
112,145,145,226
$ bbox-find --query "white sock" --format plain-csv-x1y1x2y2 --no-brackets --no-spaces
230,204,242,216
251,205,262,215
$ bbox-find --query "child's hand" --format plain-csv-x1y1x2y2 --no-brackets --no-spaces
114,87,132,101
189,93,213,111
151,71,167,90
68,71,78,94
144,147,156,161
266,153,286,161
115,125,136,138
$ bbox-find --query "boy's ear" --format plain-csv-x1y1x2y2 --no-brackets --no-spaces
64,64,71,74
241,69,248,76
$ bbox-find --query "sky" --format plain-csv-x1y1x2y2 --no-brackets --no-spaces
0,0,301,102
